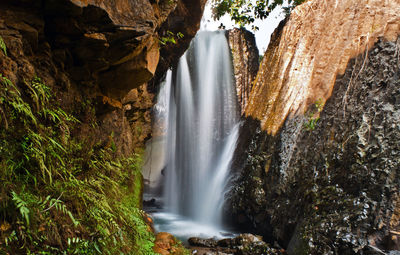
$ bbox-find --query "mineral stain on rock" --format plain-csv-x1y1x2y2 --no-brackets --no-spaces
224,0,400,254
227,33,400,255
245,0,400,135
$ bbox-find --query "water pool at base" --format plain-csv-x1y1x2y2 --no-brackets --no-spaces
151,212,236,242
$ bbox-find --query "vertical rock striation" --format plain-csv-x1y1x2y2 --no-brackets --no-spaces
228,28,259,114
245,0,400,135
227,0,400,254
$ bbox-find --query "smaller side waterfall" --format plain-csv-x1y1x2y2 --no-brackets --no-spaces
146,31,239,237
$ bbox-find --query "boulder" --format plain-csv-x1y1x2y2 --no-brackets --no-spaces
188,237,218,248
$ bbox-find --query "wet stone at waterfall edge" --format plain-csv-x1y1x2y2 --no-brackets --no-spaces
188,234,286,255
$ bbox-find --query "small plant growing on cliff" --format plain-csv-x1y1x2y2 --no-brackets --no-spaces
0,35,7,56
159,31,184,46
304,98,324,131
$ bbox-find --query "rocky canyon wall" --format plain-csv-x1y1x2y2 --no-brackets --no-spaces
245,0,400,135
227,0,400,254
0,0,206,253
0,0,206,156
228,28,259,114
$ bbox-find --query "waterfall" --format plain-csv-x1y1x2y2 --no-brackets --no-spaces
150,30,239,235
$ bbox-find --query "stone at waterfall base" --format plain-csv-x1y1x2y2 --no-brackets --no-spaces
188,233,286,255
153,232,189,255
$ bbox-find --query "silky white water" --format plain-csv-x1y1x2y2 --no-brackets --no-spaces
147,30,239,238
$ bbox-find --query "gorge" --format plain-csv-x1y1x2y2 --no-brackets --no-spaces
0,0,400,254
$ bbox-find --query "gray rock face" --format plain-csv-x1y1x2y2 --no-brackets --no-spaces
226,37,400,254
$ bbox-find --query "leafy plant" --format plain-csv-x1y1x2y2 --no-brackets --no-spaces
211,0,307,28
41,194,79,226
159,31,184,45
0,75,156,254
303,98,324,131
0,35,7,56
11,191,30,226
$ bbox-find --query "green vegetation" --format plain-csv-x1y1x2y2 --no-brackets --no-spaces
0,36,6,56
211,0,307,29
159,31,184,46
0,75,156,254
303,98,323,131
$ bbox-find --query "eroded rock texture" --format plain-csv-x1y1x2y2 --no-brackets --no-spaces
123,85,154,151
227,35,400,255
0,0,205,156
245,0,400,135
227,0,400,254
228,28,259,114
149,0,207,89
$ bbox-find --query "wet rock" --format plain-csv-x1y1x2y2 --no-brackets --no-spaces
231,234,284,255
188,237,218,248
227,0,400,253
217,238,235,248
154,232,190,255
154,232,176,255
228,35,400,254
189,234,285,255
143,198,157,207
235,233,263,245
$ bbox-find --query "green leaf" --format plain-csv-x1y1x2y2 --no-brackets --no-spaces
0,35,7,56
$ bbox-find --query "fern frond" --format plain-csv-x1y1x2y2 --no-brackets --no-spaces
0,36,7,56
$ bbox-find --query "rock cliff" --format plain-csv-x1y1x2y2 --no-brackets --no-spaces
0,0,205,156
0,0,205,253
227,0,400,254
245,0,400,135
228,28,259,114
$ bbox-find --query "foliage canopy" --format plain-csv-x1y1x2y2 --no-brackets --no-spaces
211,0,307,29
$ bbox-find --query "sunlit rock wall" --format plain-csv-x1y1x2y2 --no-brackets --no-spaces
245,0,400,135
227,0,400,254
228,28,259,114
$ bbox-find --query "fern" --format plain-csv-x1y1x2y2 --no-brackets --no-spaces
0,36,7,56
11,191,30,226
41,195,80,226
0,75,37,126
4,230,18,246
0,74,156,254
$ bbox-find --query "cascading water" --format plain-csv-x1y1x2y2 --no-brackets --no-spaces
148,30,239,238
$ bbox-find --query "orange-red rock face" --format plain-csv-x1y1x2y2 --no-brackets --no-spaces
245,0,400,135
